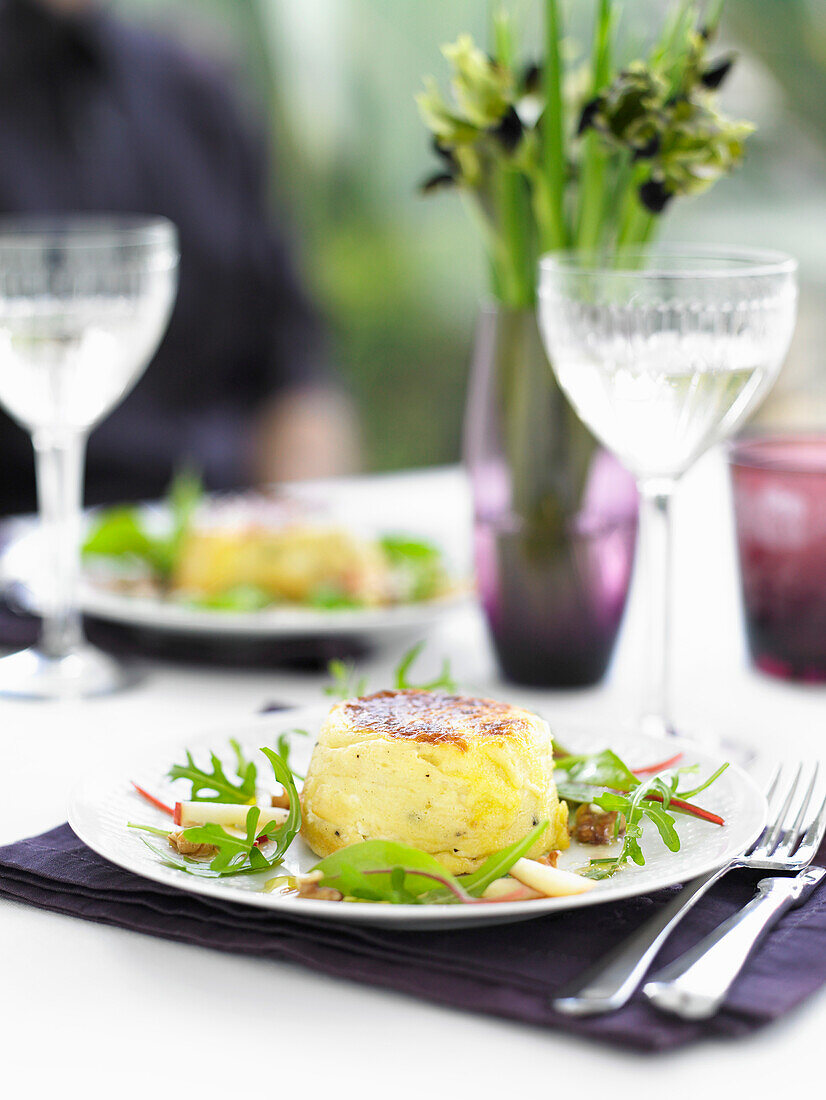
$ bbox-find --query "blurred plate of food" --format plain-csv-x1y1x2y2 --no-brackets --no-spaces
2,470,472,641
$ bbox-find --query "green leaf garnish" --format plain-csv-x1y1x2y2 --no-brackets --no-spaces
459,820,547,897
313,821,549,905
324,659,368,700
557,747,728,875
275,728,309,781
141,746,301,879
313,840,471,903
186,584,273,612
380,535,447,601
307,585,365,610
168,746,257,803
82,469,203,582
393,641,457,692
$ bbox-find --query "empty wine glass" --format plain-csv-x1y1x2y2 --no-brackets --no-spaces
538,246,797,738
0,216,179,699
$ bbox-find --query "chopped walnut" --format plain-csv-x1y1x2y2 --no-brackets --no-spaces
537,850,559,868
271,790,291,811
167,831,218,858
571,805,624,845
296,879,343,901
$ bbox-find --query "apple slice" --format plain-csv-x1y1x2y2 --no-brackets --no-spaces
174,801,289,829
481,877,541,902
508,857,597,898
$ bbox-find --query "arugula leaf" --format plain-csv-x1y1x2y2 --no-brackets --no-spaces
187,584,273,612
275,728,308,781
259,747,302,861
82,469,203,582
558,746,729,876
676,762,729,800
460,820,548,897
183,806,270,873
141,745,301,878
168,467,202,547
307,585,365,610
168,748,258,803
82,508,171,575
393,641,457,692
380,535,446,601
324,659,368,700
553,749,639,793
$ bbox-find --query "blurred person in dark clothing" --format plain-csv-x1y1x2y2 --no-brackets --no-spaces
0,0,359,515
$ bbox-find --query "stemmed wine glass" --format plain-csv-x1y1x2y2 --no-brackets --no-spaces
538,246,797,739
0,216,179,699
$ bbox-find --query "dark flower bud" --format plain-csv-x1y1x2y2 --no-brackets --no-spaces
490,105,523,153
419,171,456,195
701,56,734,90
632,133,661,161
522,62,542,95
431,136,458,169
639,177,673,214
577,96,602,135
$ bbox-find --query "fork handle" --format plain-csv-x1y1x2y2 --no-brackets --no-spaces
552,866,729,1016
642,872,819,1020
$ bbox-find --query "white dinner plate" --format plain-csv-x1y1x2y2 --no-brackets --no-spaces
68,704,767,929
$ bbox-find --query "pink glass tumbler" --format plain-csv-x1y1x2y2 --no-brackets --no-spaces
730,435,826,681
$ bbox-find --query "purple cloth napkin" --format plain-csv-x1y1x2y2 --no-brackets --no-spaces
2,824,825,1051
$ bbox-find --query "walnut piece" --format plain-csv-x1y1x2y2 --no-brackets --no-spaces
167,831,218,858
571,805,624,846
271,790,291,811
296,878,343,901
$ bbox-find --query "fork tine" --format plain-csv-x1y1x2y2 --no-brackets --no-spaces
776,763,819,856
760,763,802,856
764,764,783,803
793,791,826,863
747,764,785,854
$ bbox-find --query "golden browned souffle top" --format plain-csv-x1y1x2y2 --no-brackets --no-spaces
339,689,540,750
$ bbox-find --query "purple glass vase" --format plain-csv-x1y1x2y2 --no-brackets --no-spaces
464,305,638,687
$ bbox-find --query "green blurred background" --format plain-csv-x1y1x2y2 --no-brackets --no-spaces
111,0,826,472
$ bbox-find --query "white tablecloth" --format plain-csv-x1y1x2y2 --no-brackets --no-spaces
2,454,823,1093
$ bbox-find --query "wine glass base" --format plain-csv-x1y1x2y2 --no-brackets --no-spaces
0,644,142,700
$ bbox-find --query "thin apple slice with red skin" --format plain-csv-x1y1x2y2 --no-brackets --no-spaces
175,801,289,830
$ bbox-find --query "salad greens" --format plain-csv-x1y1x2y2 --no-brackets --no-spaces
133,744,301,878
393,640,457,692
324,659,369,701
313,821,547,904
84,477,450,610
276,727,309,781
380,535,446,601
167,738,259,804
554,749,728,878
325,642,457,701
83,469,203,583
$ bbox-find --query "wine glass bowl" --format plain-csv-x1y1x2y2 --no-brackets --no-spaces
0,215,178,699
539,248,798,482
538,246,798,738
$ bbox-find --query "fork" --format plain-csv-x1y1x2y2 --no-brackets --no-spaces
553,762,826,1017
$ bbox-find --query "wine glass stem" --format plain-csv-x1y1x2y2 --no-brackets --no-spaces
638,477,677,737
32,430,87,660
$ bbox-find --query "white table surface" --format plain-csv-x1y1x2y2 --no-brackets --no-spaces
2,456,824,1094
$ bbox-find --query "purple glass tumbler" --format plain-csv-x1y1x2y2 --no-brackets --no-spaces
730,434,826,681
